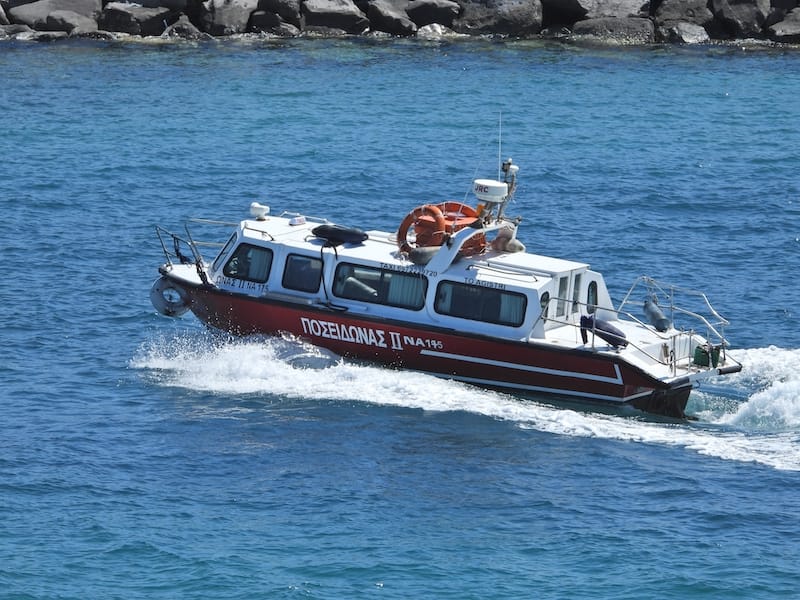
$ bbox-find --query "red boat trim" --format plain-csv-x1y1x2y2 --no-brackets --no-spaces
420,349,624,385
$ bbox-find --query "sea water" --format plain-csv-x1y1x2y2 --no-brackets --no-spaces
1,38,800,598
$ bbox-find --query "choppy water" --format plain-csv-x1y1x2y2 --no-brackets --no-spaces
2,38,800,598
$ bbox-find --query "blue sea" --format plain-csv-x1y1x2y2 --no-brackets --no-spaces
2,37,800,598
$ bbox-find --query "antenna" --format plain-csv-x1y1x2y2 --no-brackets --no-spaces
497,112,502,180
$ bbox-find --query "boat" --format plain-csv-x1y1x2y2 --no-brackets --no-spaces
150,158,742,419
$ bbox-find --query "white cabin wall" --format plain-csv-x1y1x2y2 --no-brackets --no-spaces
588,273,618,321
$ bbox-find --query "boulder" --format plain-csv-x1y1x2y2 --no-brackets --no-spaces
8,0,100,29
162,12,213,36
1,22,33,34
453,0,543,35
5,0,42,8
656,19,710,40
97,2,176,35
765,0,797,26
768,7,800,40
405,0,459,26
1,4,9,24
136,0,188,10
416,21,459,34
654,0,713,26
710,0,770,37
301,0,369,33
197,0,259,34
45,8,97,31
19,26,69,37
258,0,301,26
540,0,646,22
367,0,416,34
248,8,301,32
571,15,655,42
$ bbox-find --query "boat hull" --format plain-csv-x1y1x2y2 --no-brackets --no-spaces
169,277,693,418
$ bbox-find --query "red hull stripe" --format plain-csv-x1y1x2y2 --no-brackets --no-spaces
420,349,624,385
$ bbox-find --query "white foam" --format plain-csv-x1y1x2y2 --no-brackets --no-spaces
131,338,800,471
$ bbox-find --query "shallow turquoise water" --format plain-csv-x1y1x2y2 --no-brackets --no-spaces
1,38,800,598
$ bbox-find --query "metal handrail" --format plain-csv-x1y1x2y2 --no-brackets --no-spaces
155,224,215,285
529,292,730,375
617,275,730,345
529,298,674,365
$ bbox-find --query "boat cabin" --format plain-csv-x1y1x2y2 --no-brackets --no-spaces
204,213,616,344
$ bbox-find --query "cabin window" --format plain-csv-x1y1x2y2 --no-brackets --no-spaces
587,281,598,314
556,276,569,317
435,281,527,327
222,243,273,283
212,234,237,273
572,273,583,314
333,263,427,310
282,254,322,293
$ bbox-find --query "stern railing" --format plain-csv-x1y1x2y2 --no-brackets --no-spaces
530,279,733,377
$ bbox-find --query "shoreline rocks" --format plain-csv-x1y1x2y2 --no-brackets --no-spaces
1,0,799,44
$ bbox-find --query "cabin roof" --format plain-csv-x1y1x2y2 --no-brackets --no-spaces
238,214,589,281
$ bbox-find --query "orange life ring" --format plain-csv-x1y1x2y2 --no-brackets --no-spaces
397,204,447,254
436,201,486,256
435,202,480,233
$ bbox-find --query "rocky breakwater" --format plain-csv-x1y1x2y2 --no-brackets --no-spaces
1,0,799,44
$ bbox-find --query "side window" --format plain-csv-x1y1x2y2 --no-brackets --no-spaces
556,276,569,317
572,273,582,314
212,234,237,273
435,281,527,327
540,291,550,319
282,254,322,293
333,263,427,310
587,281,598,314
222,244,273,283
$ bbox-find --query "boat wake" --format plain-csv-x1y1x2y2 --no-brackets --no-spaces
132,336,800,471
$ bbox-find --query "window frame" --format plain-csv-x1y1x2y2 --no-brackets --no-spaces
282,253,323,293
434,280,528,327
332,262,428,311
222,243,273,283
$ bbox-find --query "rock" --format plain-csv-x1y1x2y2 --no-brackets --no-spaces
45,9,97,32
71,28,122,38
710,0,770,38
97,2,176,35
654,0,713,27
453,0,543,35
405,0,459,27
416,21,460,35
367,0,416,34
249,9,300,33
259,0,301,26
571,15,655,42
768,7,800,41
162,12,213,37
137,0,188,10
8,0,100,29
301,0,369,34
656,19,710,41
765,0,797,27
1,4,9,25
24,27,69,37
196,0,259,35
1,23,34,34
541,0,647,22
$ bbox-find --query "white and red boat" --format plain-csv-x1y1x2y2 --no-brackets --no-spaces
151,159,741,418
